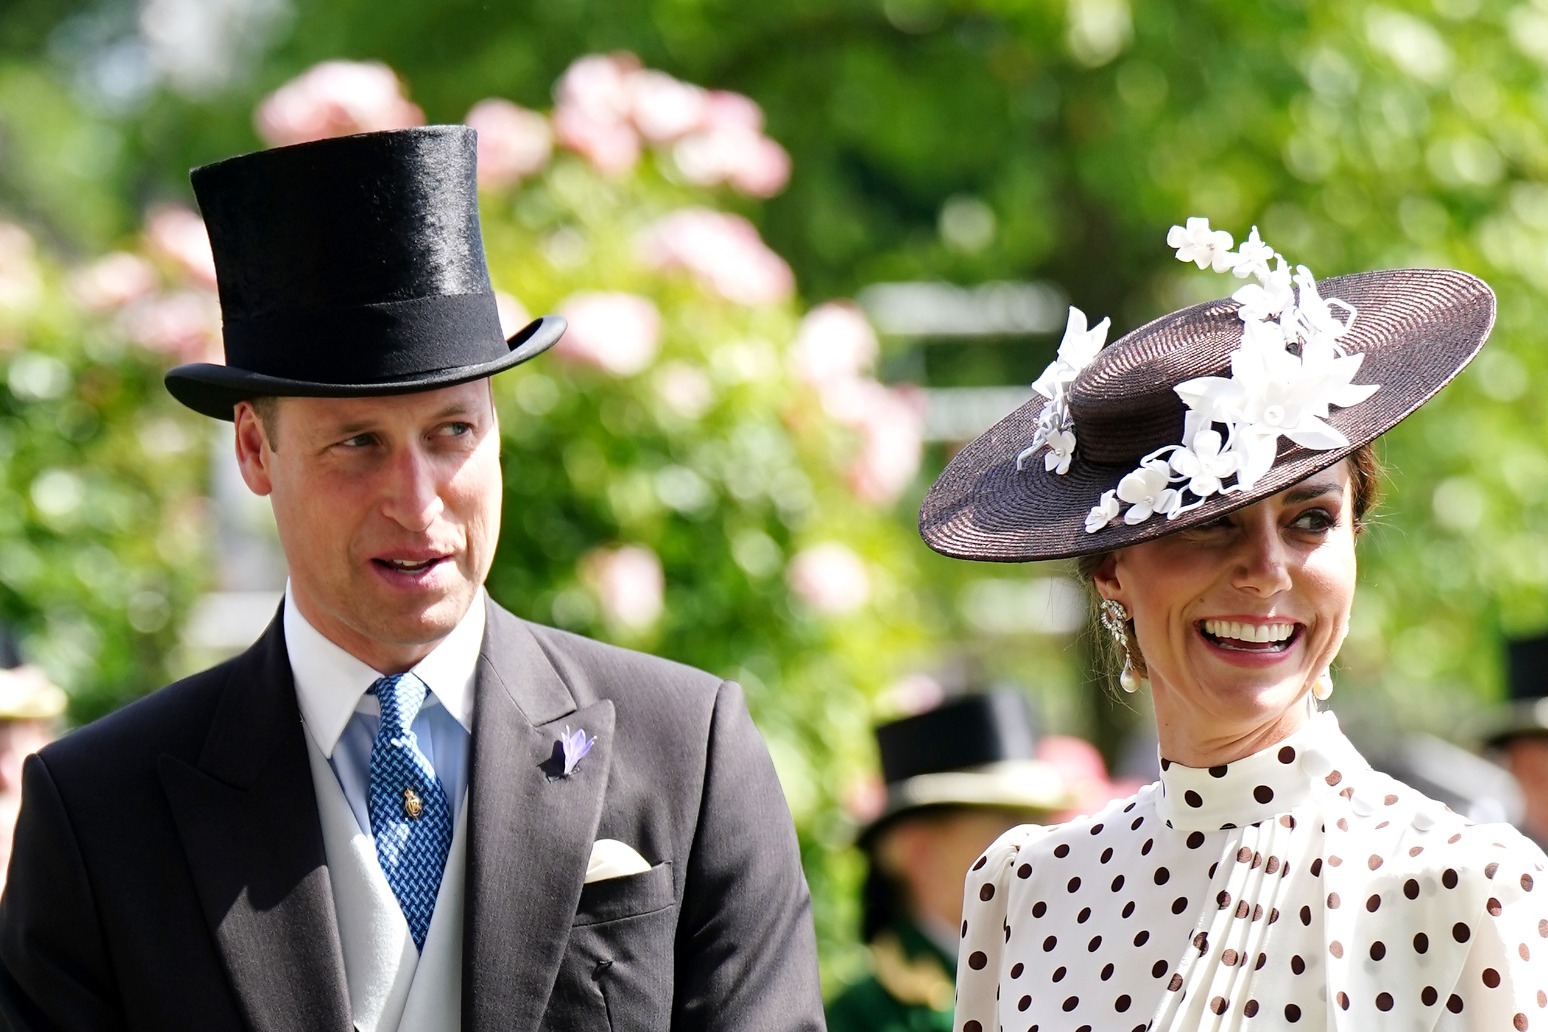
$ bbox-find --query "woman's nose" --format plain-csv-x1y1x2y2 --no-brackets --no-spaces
1231,525,1292,596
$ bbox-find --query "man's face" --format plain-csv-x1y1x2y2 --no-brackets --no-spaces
235,380,501,673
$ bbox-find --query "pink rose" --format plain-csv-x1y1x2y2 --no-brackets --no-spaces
119,291,222,362
254,61,424,148
581,544,664,630
554,53,638,124
787,542,871,615
552,106,641,175
671,126,791,198
0,224,42,312
553,54,641,175
701,90,765,133
556,291,661,375
627,69,708,143
142,205,217,288
465,99,552,190
792,301,879,386
652,362,715,420
637,208,794,306
70,253,159,311
844,384,925,506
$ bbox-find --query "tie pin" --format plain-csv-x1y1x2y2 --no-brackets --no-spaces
403,788,424,819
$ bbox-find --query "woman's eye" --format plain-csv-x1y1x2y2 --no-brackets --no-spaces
1291,508,1336,531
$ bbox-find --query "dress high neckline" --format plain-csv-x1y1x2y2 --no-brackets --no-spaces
1155,710,1369,832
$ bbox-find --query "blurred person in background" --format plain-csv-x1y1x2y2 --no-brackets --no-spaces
1483,632,1548,851
0,627,65,895
924,219,1547,1029
828,690,1115,1032
0,127,822,1032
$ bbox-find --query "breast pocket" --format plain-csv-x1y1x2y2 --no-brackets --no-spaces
549,862,677,1032
574,860,674,927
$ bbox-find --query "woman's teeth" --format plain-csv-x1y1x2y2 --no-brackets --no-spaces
1201,619,1295,644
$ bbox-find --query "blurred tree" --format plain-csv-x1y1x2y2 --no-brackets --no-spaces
0,218,209,724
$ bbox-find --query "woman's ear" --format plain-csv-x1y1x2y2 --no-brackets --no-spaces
1091,552,1123,605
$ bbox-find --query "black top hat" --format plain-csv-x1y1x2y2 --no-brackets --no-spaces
165,126,565,420
1483,633,1548,746
920,257,1494,562
859,691,1070,845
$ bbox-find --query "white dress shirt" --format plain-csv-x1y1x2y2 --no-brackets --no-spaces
285,584,483,834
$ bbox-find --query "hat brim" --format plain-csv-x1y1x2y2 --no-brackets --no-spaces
920,269,1495,562
1481,698,1548,748
0,667,67,721
856,760,1073,845
164,315,566,421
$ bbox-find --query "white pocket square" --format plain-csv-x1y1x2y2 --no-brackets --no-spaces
585,839,652,883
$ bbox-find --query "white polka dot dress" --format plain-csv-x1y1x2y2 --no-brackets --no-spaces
955,711,1548,1031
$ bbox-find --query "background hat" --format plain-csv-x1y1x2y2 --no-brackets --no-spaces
858,690,1071,846
1481,632,1548,747
0,625,66,722
920,268,1494,562
165,125,565,420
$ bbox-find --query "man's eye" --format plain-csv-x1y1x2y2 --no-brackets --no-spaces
340,434,374,448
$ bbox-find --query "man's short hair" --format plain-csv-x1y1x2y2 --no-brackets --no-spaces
249,395,282,449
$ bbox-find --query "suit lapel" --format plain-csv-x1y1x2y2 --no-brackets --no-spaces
159,614,353,1032
464,604,614,1032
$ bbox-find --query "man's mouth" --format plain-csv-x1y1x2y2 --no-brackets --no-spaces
1198,619,1300,653
373,556,447,574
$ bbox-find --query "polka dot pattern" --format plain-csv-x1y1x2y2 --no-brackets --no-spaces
954,711,1548,1032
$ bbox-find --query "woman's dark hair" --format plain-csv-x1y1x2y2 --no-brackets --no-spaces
1075,442,1383,680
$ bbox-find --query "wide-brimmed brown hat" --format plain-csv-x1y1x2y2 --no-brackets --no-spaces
920,264,1495,562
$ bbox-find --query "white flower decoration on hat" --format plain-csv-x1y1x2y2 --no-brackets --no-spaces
1018,217,1382,533
1015,306,1110,474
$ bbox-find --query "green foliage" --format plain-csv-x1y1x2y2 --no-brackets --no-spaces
0,227,209,723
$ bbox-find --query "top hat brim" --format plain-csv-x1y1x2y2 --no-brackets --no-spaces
1481,698,1548,748
165,315,565,421
856,760,1073,847
920,269,1495,562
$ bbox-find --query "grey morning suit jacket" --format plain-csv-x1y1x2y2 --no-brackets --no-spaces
0,598,825,1032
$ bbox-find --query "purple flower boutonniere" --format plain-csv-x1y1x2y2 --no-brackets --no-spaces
546,725,596,780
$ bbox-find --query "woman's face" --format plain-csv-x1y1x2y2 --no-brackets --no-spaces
1094,461,1357,760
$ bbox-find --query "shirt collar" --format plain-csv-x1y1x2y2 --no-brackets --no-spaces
285,582,486,758
1154,709,1370,832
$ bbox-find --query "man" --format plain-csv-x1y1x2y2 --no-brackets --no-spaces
1483,632,1548,851
826,691,1082,1032
0,126,823,1032
0,627,66,895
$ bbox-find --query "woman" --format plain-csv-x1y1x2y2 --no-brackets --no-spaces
920,219,1548,1030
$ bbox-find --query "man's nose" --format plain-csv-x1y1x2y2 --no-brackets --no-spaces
381,446,445,531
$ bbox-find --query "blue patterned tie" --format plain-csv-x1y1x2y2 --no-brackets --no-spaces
367,673,453,951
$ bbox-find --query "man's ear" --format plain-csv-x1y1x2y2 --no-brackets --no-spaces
1091,552,1124,606
233,401,274,497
